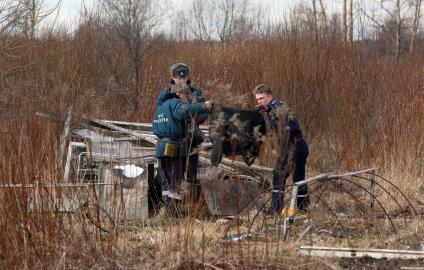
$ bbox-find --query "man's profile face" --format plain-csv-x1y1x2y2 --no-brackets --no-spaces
255,93,273,106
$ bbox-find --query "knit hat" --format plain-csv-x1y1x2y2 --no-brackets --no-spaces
170,63,189,78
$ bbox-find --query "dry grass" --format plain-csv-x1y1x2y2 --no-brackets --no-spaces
0,11,423,269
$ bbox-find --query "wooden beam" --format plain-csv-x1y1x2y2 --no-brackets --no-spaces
300,246,424,259
89,118,158,145
92,118,209,132
0,183,120,188
199,150,273,173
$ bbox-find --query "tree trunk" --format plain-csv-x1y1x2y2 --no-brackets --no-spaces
348,0,353,43
318,0,327,37
30,0,36,39
409,0,422,53
394,0,401,58
312,0,318,42
343,0,348,43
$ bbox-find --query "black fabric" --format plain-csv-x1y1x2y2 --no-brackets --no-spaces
209,105,267,166
186,153,199,183
266,100,303,142
157,156,186,194
189,125,205,146
271,138,309,212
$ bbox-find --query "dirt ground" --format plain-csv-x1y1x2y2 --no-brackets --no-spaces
117,206,424,269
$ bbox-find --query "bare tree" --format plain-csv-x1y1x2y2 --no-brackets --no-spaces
311,0,329,40
312,0,318,41
0,1,26,35
0,0,58,38
100,0,163,115
360,0,408,57
187,0,214,42
216,0,236,43
185,0,260,43
342,0,354,43
0,0,59,82
395,0,402,57
348,0,354,43
17,0,60,39
409,0,422,52
318,0,328,36
171,10,189,41
343,0,347,42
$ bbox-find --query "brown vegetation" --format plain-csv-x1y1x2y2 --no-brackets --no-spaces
0,0,423,269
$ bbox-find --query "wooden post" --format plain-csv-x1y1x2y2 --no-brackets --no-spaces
57,105,74,171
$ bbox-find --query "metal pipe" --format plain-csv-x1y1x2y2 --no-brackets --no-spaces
283,168,376,242
294,174,329,187
328,168,376,179
369,170,376,208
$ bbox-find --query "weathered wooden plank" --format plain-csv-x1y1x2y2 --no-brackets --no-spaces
89,118,158,145
199,150,273,173
300,246,424,259
96,119,209,132
0,183,115,188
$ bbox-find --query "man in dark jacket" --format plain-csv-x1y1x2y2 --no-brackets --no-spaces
254,84,309,215
153,83,212,216
161,63,209,183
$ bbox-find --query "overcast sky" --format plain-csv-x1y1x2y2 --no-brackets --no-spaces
43,0,343,32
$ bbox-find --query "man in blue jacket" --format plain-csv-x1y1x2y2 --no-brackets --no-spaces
153,83,212,216
167,63,208,183
254,84,309,216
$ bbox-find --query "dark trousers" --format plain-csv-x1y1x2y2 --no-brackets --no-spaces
157,156,186,197
271,138,309,211
186,153,199,183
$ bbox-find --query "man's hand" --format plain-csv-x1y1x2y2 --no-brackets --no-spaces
205,100,213,110
256,104,272,113
255,104,266,112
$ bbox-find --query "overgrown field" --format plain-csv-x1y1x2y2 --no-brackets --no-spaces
1,4,424,269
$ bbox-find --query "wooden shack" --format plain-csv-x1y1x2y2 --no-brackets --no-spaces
63,117,270,222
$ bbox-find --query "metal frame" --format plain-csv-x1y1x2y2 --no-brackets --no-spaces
283,168,377,241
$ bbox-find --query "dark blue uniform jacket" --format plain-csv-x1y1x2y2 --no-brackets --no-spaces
266,100,303,143
152,89,206,157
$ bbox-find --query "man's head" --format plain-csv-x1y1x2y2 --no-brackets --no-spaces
253,84,273,107
170,63,189,85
